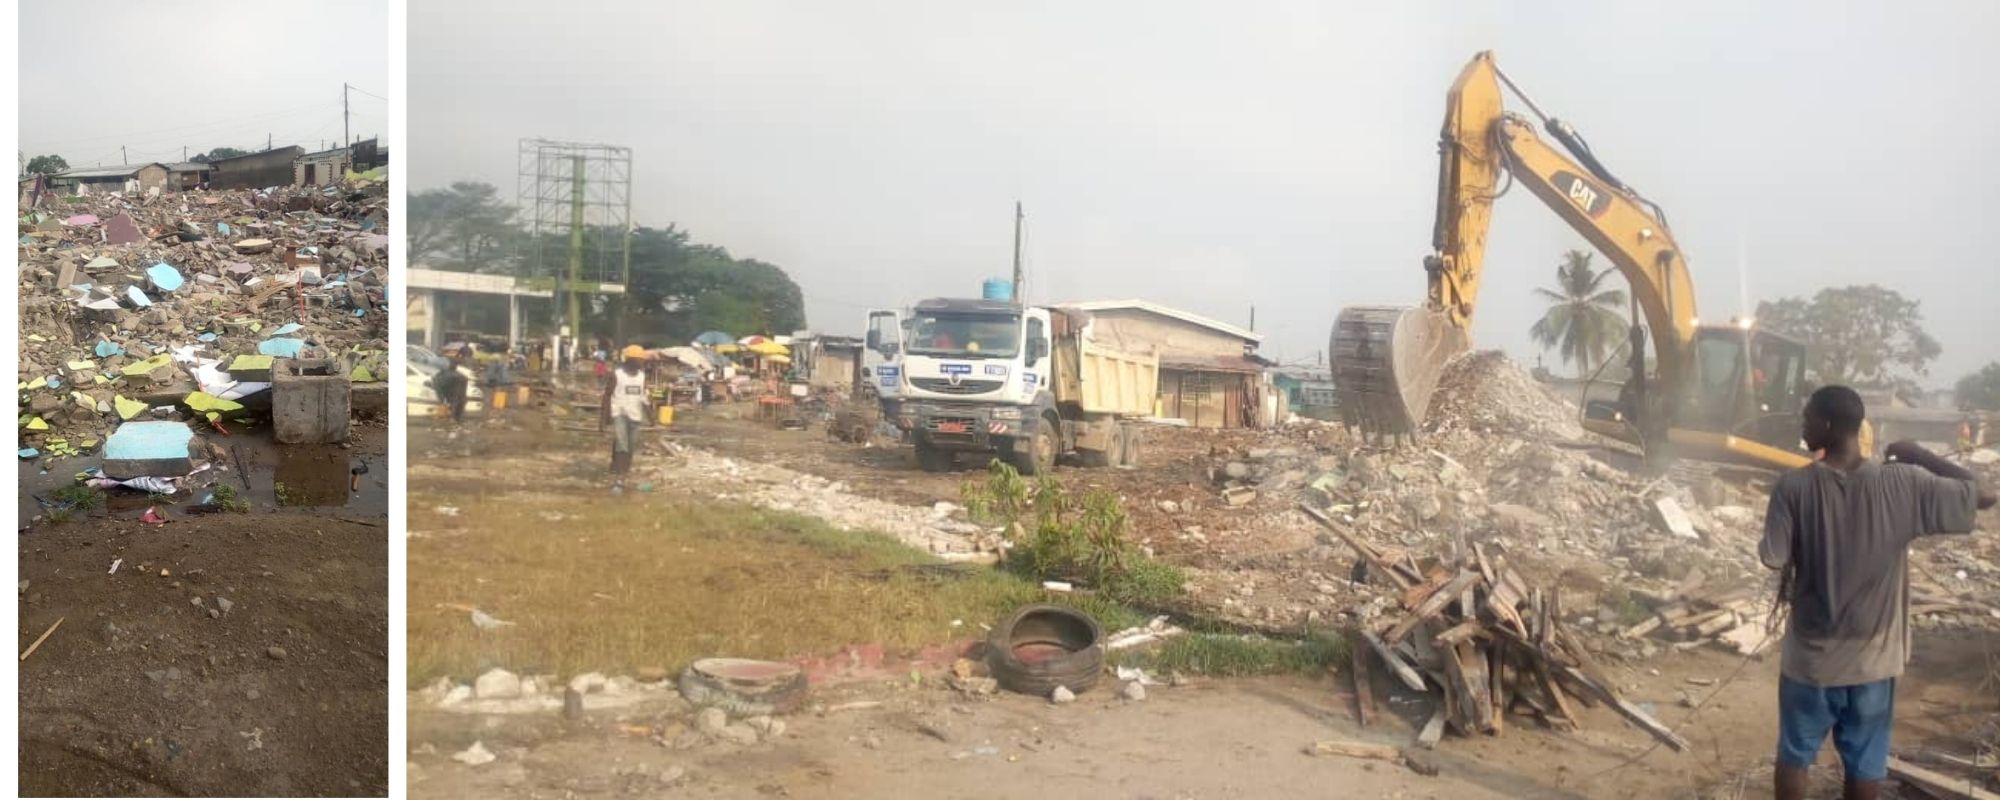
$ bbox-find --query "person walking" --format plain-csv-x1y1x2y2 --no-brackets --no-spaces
1760,385,1993,800
600,345,652,493
431,349,471,425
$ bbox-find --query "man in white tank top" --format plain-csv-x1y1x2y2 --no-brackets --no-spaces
600,345,652,492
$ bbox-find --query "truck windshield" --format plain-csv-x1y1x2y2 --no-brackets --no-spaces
907,313,1020,359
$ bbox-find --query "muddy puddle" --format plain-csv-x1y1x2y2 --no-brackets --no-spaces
18,422,387,527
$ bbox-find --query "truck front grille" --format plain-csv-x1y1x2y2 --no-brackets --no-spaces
911,378,1003,395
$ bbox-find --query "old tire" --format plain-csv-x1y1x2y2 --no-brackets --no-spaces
915,440,952,472
679,658,808,716
985,604,1104,696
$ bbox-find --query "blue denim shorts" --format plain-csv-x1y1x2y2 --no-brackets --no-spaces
1777,675,1896,781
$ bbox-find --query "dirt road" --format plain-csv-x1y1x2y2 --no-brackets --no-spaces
18,427,389,797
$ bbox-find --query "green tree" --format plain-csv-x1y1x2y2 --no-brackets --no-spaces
24,154,68,174
190,147,249,164
1956,362,2000,411
407,182,517,270
1755,285,1940,387
1528,250,1628,376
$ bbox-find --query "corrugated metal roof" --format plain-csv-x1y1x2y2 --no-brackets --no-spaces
1159,353,1270,374
210,146,303,164
1062,299,1264,344
53,163,165,180
164,162,212,172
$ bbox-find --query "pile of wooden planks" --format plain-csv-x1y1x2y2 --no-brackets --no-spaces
1617,587,1774,656
1303,505,1689,752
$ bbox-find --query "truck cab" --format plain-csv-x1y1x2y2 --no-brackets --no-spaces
859,308,908,411
898,298,1152,474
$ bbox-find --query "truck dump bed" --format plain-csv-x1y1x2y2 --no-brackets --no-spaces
1051,308,1157,416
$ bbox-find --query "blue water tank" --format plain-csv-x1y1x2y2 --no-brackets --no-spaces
981,278,1014,302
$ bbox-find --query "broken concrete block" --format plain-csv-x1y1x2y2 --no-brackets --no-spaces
1222,486,1258,507
145,263,184,293
1652,497,1699,539
257,338,306,358
227,354,275,382
102,421,194,478
105,213,143,245
232,238,274,254
271,359,349,444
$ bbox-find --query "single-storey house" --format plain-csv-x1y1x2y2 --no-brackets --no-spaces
165,162,213,190
1063,299,1273,428
296,146,351,187
48,163,170,195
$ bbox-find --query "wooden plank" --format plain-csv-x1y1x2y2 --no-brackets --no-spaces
1386,571,1481,644
1620,616,1663,640
1349,632,1376,728
1691,610,1740,638
1558,665,1689,752
1400,571,1454,611
1886,756,2000,800
1443,641,1493,734
1300,505,1413,590
1431,620,1486,649
1473,542,1497,586
1361,629,1428,692
1489,642,1508,735
1415,706,1447,749
1309,739,1404,762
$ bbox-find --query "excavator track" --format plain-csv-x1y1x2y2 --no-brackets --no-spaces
1329,306,1468,440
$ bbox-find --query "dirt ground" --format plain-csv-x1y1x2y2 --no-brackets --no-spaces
17,425,389,797
402,401,2000,798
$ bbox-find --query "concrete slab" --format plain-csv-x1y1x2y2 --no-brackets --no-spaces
272,359,349,443
102,421,195,478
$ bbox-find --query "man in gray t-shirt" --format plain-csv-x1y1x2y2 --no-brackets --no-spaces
1759,385,1992,800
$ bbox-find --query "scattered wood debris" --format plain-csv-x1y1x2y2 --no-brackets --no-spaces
1303,505,1690,752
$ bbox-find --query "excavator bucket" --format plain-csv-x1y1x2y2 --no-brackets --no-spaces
1330,306,1469,438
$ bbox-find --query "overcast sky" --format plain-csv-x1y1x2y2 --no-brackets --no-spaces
410,0,1999,383
19,1,388,167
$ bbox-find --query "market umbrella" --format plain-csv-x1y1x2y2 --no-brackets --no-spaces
714,343,742,354
693,331,732,346
763,353,792,365
738,335,769,346
748,341,789,356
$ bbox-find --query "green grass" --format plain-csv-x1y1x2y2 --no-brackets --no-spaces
209,484,250,513
50,484,103,511
406,485,1345,685
405,492,1153,684
1114,631,1348,678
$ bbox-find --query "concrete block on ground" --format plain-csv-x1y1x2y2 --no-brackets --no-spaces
349,382,388,419
102,421,195,478
272,359,350,444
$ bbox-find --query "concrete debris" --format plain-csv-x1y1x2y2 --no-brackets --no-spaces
650,444,1006,561
451,741,497,766
1049,685,1076,704
1119,681,1147,701
1650,497,1699,540
475,668,524,699
17,180,390,474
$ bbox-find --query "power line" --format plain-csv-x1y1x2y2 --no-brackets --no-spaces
344,84,389,102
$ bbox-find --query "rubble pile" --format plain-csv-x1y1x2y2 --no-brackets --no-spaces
1163,353,1780,656
653,442,1008,561
17,181,389,466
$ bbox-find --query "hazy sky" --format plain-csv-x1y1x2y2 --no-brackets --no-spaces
19,1,388,167
411,1,2000,383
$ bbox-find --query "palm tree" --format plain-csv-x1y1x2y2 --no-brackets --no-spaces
1529,250,1628,377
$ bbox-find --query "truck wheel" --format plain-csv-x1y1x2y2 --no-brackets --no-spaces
1114,424,1140,468
916,441,953,473
1012,420,1057,475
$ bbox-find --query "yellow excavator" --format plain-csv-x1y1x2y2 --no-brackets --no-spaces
1332,51,1828,471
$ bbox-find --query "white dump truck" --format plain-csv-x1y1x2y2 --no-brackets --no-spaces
895,298,1156,474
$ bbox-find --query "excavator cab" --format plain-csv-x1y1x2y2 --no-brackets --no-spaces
1683,325,1809,451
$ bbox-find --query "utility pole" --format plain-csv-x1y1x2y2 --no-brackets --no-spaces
183,146,187,162
1249,305,1257,331
121,146,127,165
1011,201,1024,307
566,155,587,344
343,83,350,147
267,133,273,151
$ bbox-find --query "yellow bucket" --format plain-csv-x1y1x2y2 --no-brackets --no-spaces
657,406,675,426
491,390,508,410
516,386,531,405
